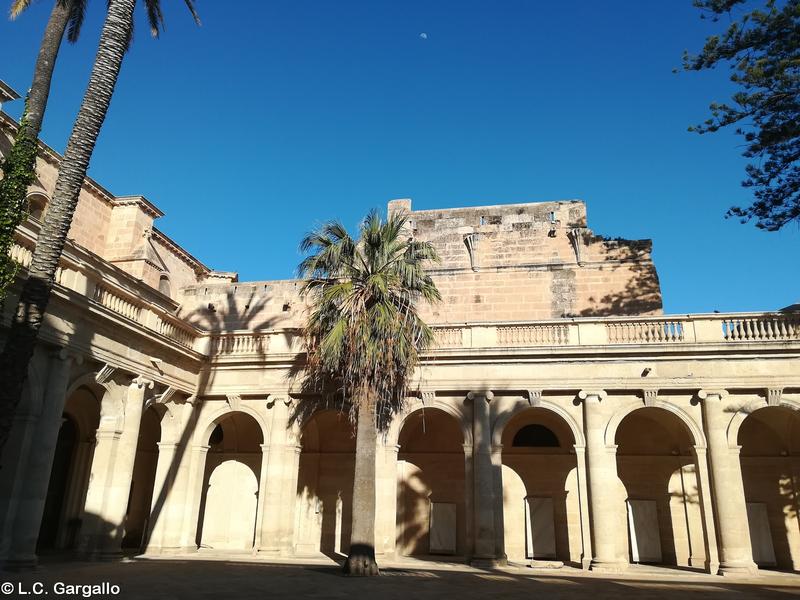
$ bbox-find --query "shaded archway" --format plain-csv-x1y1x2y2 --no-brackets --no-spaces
738,406,800,571
196,411,263,551
615,407,706,569
395,407,467,558
294,410,356,557
38,385,101,553
121,405,162,551
500,408,580,565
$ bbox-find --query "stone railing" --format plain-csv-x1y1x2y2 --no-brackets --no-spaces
204,312,799,360
9,226,202,354
209,332,271,356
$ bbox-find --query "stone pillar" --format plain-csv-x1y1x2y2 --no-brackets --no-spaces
253,444,271,552
699,390,757,576
5,351,77,568
180,443,210,551
580,389,627,572
692,445,720,574
574,444,593,570
143,397,201,554
375,442,400,558
258,398,301,555
80,375,153,557
463,442,474,557
468,390,499,564
490,444,507,562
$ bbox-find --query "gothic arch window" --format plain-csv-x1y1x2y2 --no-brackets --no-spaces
158,274,171,298
512,424,560,447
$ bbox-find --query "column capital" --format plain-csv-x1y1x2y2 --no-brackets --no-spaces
698,389,728,401
467,390,494,401
54,347,83,365
132,375,155,390
578,389,607,402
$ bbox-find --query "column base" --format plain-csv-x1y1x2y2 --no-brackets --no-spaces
718,561,759,577
3,555,38,571
470,557,507,569
589,558,629,573
581,557,592,570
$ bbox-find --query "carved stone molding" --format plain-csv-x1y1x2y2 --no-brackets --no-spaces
567,227,588,266
767,388,783,407
95,363,117,385
463,233,480,272
643,389,659,407
226,393,242,411
578,389,607,402
527,389,542,407
421,391,435,405
132,375,155,390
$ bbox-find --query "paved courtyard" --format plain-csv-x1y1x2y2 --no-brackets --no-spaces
2,556,799,599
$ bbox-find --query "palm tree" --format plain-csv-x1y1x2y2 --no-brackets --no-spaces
0,0,197,300
297,210,441,576
0,0,199,458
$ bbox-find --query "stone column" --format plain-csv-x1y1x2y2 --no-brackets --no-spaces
580,389,627,572
80,375,153,557
699,390,757,576
5,351,77,567
257,398,301,555
375,442,400,558
253,443,271,552
180,443,210,551
144,397,201,554
692,445,720,574
490,444,507,562
574,444,593,570
463,442,474,557
468,390,498,564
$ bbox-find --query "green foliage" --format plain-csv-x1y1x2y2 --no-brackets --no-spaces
683,0,800,230
0,105,37,300
296,210,441,429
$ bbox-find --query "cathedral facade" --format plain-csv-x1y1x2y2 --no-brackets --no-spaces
1,82,799,575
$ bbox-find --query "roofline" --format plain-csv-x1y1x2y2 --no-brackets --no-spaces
0,80,20,103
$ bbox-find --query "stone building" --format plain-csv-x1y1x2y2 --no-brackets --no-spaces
1,82,799,576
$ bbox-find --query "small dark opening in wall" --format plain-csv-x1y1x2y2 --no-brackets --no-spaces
513,424,559,447
282,302,292,312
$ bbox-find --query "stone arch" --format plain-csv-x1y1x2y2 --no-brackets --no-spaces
726,398,800,449
614,405,708,568
25,190,49,221
195,402,269,448
395,406,467,557
294,409,356,556
733,400,800,570
387,397,472,448
498,405,582,564
491,398,585,449
196,410,264,551
605,400,707,449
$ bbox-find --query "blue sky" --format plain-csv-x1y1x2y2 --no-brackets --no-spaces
1,0,797,313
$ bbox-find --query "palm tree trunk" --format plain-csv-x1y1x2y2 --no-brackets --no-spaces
21,1,72,135
343,399,380,576
0,1,71,293
0,0,136,459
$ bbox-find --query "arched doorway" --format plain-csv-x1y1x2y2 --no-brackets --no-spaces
196,411,263,551
294,410,355,557
501,408,580,565
38,385,101,553
738,406,800,571
615,407,705,568
121,405,161,551
395,408,466,558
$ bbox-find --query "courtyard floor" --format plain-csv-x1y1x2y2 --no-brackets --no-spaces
2,555,799,599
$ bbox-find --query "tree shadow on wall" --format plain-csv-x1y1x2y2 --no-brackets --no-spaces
143,288,282,554
577,235,662,317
